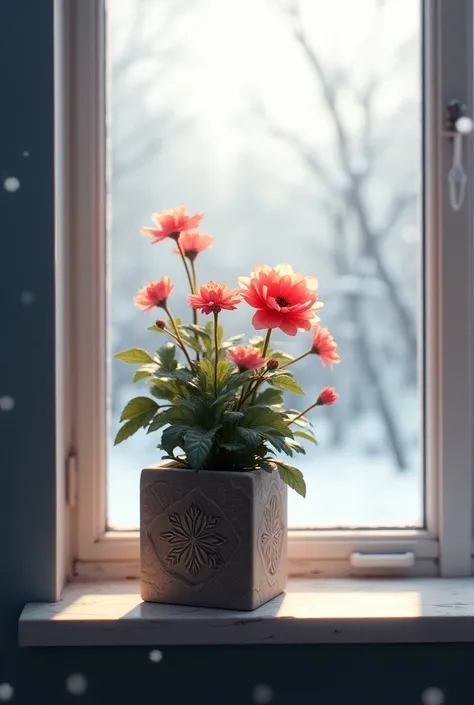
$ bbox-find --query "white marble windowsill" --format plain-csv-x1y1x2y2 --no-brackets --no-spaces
19,578,474,647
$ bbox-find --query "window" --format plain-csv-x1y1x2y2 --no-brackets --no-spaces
68,0,474,579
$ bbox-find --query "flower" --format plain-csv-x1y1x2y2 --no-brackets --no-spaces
174,229,214,261
134,277,174,311
238,264,323,336
317,386,339,406
228,345,266,371
142,206,204,243
310,325,340,367
188,281,242,315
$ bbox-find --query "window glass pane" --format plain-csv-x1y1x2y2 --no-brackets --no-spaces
107,0,423,529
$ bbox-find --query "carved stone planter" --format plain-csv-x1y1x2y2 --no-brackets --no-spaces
140,466,287,611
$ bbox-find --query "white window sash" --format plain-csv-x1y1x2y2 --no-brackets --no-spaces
65,0,474,580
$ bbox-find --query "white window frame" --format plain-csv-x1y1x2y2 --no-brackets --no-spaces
63,0,474,581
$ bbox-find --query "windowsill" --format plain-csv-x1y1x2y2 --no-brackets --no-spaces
19,577,474,647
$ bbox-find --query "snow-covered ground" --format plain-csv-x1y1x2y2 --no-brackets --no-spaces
107,428,422,530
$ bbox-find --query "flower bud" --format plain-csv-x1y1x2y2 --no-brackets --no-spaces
155,318,166,330
317,386,339,406
267,358,279,371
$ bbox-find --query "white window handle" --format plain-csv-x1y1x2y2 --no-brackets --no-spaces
350,552,415,569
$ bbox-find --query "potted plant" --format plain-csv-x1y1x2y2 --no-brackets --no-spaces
115,206,340,611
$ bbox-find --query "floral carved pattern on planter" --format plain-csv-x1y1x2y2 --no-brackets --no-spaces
259,493,284,576
160,502,227,577
147,487,241,588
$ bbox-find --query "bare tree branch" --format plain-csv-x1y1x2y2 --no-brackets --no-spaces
327,206,408,470
274,0,418,362
380,192,417,239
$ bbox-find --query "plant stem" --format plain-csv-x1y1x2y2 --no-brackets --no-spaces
164,304,195,370
262,328,273,359
247,329,273,405
239,369,267,408
278,350,311,370
289,400,320,425
191,260,198,294
176,240,196,295
190,259,200,361
237,383,248,410
213,309,219,393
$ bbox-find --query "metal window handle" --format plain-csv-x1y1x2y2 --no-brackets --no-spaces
445,99,473,212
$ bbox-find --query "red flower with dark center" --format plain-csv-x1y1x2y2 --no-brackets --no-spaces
238,264,323,336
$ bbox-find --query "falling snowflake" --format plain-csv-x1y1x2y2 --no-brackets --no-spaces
260,495,284,575
160,502,227,577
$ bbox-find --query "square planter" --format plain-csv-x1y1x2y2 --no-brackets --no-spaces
140,465,287,611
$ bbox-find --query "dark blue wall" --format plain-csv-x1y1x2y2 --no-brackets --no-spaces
0,2,472,704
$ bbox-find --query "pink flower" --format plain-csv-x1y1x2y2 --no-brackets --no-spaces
188,281,242,315
174,229,214,261
317,386,339,406
134,277,174,311
227,345,266,372
238,264,323,336
142,206,204,243
310,325,340,367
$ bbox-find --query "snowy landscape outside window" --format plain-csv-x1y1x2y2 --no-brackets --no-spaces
106,0,423,530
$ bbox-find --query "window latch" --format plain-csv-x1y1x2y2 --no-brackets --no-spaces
444,98,473,212
350,552,415,569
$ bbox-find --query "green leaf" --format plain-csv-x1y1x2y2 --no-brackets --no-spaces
235,427,261,446
147,405,198,433
265,434,294,455
114,407,156,445
119,396,158,422
259,459,276,474
274,460,306,498
183,324,212,355
222,333,245,349
149,377,191,401
152,369,194,382
147,324,165,333
242,407,293,437
285,413,310,428
294,430,318,445
270,374,305,395
114,348,154,364
268,351,294,364
160,424,191,456
133,368,153,383
197,358,215,392
217,360,232,390
179,331,203,353
183,324,211,339
222,410,244,423
224,370,254,391
255,388,284,407
285,439,306,455
155,343,178,372
183,427,219,470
